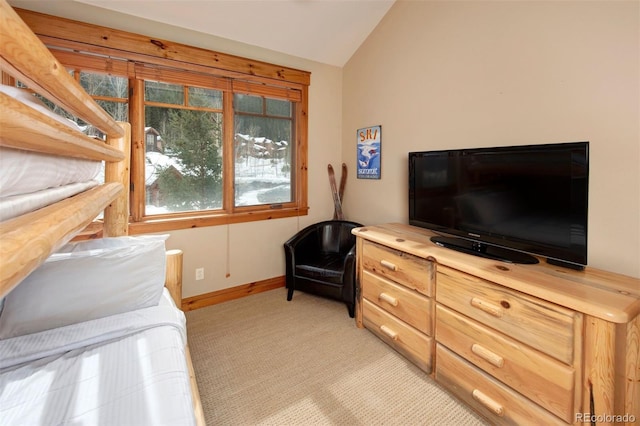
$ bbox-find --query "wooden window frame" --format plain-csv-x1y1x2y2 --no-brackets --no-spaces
15,8,310,234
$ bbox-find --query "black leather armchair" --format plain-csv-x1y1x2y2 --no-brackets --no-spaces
284,220,364,317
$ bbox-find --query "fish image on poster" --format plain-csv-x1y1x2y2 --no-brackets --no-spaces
357,125,381,179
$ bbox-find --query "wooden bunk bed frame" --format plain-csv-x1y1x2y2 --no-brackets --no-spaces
0,1,205,423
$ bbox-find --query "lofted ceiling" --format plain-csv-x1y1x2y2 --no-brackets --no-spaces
67,0,396,67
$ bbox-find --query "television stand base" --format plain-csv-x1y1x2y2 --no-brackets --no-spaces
547,257,585,271
431,236,539,265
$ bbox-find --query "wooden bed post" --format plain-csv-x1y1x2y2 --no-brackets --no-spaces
103,121,131,237
165,249,184,309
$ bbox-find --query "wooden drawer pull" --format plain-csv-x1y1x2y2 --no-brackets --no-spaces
471,343,504,368
380,325,398,340
470,297,503,318
380,260,398,271
379,292,399,306
472,389,504,416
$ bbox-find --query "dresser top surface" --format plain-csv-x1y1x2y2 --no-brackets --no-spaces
353,223,640,323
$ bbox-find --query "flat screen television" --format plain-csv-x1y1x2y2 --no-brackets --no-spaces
408,141,589,269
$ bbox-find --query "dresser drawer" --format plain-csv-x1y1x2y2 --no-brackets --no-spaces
362,241,434,297
436,266,578,364
436,305,576,422
363,299,433,373
362,270,432,335
435,344,566,425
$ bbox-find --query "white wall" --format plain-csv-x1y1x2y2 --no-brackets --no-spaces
343,1,640,278
10,0,344,297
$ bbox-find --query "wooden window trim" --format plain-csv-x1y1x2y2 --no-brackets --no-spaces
15,8,310,87
15,8,310,233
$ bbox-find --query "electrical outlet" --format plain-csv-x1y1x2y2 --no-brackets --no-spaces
195,267,204,280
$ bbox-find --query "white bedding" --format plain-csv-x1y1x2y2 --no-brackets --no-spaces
0,85,103,220
0,180,99,221
0,295,196,426
0,147,101,198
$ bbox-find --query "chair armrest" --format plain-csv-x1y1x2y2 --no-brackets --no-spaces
284,224,320,278
341,243,358,303
343,244,357,268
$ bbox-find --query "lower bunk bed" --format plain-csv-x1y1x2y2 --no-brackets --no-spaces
0,235,204,425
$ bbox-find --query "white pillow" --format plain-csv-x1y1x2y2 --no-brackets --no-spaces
0,235,169,339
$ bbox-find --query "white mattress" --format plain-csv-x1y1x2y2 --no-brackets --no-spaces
0,297,196,426
0,180,99,222
0,85,103,215
0,147,101,198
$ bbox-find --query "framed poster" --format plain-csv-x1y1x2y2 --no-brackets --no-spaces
356,125,381,179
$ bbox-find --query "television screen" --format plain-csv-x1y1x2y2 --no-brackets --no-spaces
408,142,589,268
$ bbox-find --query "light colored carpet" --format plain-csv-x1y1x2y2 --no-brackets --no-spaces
186,289,488,426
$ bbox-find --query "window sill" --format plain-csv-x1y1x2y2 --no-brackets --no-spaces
73,207,308,241
128,207,308,235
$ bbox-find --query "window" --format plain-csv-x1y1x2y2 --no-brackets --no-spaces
79,71,128,121
234,94,293,207
22,70,128,135
79,72,129,140
22,10,310,232
144,81,223,215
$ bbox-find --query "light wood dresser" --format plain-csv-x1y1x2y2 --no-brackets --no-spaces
353,223,639,426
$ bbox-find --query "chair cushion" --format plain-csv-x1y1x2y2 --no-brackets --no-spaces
294,253,344,285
